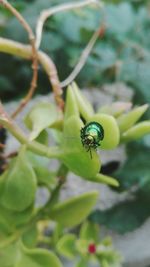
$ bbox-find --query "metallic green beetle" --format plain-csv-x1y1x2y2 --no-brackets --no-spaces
80,121,104,158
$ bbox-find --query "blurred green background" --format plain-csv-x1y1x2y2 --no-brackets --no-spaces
0,0,150,235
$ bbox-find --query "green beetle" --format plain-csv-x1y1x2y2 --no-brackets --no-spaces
80,121,104,158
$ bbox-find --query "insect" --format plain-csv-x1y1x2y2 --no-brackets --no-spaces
80,121,104,158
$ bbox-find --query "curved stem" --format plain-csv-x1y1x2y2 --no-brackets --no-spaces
0,37,64,111
0,103,61,159
0,0,38,118
36,0,103,48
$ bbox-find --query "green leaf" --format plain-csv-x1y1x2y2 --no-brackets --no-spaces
75,239,88,255
117,104,149,133
64,85,79,121
0,204,33,233
22,225,38,248
106,3,135,36
49,191,98,227
121,121,150,142
115,142,150,191
72,82,94,121
88,114,120,149
16,245,63,267
94,173,119,187
61,115,101,179
89,142,150,233
79,221,99,242
56,234,76,259
24,102,62,141
1,146,37,212
90,197,150,234
35,130,49,145
0,241,20,267
25,151,57,188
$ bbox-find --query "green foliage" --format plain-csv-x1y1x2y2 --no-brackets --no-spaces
1,0,150,105
0,0,150,266
90,141,150,233
49,192,98,227
24,102,62,141
56,221,122,267
1,146,37,212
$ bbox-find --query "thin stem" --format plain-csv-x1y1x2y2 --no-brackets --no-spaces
61,25,106,88
0,103,61,159
0,0,38,118
35,0,103,49
0,37,64,111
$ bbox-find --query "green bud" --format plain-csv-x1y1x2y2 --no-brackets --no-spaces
117,104,149,133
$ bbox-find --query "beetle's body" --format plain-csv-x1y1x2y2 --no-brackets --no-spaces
80,122,104,157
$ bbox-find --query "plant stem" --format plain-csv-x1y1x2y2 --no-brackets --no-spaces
0,37,64,111
0,106,61,159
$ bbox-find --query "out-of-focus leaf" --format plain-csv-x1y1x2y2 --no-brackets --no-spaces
117,104,148,133
121,121,150,142
16,244,63,267
114,141,150,191
56,234,76,259
49,191,98,227
1,147,37,212
79,221,99,242
89,197,150,234
24,102,62,141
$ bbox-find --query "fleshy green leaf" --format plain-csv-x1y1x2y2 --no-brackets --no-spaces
79,221,99,242
25,151,57,188
121,121,150,142
16,244,63,267
22,225,38,248
61,115,101,179
88,114,120,149
64,85,79,120
72,82,94,121
0,203,33,233
80,221,99,243
75,239,88,255
1,146,37,212
94,173,119,187
24,102,62,141
0,241,20,267
56,234,76,259
49,191,98,227
117,104,149,133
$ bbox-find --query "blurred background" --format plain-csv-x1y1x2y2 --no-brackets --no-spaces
0,1,150,266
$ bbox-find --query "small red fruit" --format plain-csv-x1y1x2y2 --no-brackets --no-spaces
88,243,96,254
